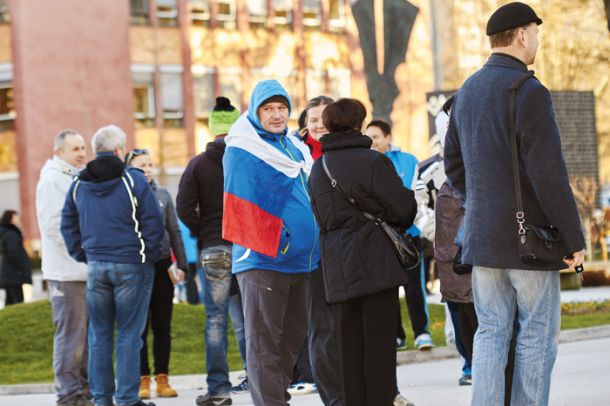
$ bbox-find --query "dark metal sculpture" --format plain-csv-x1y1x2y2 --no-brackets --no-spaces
605,0,610,32
352,0,419,125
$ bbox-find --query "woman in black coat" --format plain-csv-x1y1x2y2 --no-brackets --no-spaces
0,210,32,306
308,99,417,406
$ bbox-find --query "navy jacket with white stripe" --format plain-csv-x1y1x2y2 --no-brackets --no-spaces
61,152,164,265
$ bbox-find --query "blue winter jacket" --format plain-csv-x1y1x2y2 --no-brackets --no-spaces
228,79,320,274
385,147,420,237
61,152,164,265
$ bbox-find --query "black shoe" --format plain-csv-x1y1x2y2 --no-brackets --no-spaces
231,376,249,394
131,401,155,406
196,392,232,406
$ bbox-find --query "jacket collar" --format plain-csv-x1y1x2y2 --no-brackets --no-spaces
320,130,372,152
52,156,81,177
486,53,528,72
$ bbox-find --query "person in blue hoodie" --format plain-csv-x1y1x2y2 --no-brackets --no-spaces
366,119,435,352
61,125,163,406
220,80,319,406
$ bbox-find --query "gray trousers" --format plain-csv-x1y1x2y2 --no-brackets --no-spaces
49,280,89,402
237,269,309,406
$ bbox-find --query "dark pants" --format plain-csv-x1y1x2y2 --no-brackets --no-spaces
291,341,314,384
397,255,430,339
4,286,24,305
458,302,478,359
185,263,200,305
237,269,309,406
333,288,398,406
308,268,344,406
447,301,477,375
140,257,174,375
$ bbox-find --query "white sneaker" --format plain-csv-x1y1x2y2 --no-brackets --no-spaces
414,333,434,350
287,382,317,396
394,393,415,406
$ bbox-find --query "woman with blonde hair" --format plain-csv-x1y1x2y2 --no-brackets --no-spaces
125,149,187,399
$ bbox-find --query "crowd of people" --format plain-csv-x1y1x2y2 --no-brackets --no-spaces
0,2,587,406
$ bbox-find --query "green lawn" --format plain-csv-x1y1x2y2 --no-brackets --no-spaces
0,299,608,385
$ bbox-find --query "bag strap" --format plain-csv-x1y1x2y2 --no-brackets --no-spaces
321,155,377,222
508,70,535,235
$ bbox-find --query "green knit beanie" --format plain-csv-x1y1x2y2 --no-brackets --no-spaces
209,97,240,136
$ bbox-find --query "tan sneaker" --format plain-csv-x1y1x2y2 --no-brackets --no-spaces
139,375,151,399
155,374,178,397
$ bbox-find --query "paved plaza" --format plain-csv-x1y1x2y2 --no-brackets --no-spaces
2,335,609,406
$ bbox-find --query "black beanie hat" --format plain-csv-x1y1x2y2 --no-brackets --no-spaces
486,2,543,36
209,97,240,136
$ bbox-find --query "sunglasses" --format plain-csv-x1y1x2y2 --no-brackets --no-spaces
125,148,150,165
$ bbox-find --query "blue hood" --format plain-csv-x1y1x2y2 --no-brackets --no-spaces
247,79,292,136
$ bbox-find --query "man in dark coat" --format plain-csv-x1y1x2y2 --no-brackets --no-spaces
443,3,585,405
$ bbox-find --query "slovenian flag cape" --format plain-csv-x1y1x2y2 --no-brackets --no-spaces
222,113,314,258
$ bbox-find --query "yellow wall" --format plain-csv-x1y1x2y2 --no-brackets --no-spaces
130,26,183,65
0,25,11,62
134,128,189,167
0,130,16,171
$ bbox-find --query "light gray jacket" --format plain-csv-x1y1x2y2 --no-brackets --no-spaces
152,182,188,270
36,157,88,281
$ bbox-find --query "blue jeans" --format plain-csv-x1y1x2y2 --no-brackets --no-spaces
87,261,154,406
447,301,471,376
201,245,233,395
471,266,560,406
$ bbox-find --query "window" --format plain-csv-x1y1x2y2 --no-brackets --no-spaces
303,0,321,27
273,0,292,26
160,68,184,127
132,67,156,128
249,0,267,27
219,68,242,110
156,0,178,27
0,84,14,131
192,66,215,118
0,64,14,131
327,0,345,32
217,0,236,29
130,0,149,25
190,0,210,26
0,0,10,24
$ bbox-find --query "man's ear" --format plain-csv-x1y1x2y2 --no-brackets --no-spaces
114,147,125,160
518,28,528,48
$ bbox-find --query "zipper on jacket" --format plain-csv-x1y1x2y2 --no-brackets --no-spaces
279,136,318,271
281,224,291,255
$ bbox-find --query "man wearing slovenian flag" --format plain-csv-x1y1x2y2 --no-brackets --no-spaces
222,79,320,406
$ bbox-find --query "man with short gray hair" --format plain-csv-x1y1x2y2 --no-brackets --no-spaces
61,125,163,406
37,129,91,406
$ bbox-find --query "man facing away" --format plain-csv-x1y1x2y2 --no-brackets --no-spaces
176,96,242,406
36,130,91,406
61,125,163,406
443,3,585,405
222,80,319,406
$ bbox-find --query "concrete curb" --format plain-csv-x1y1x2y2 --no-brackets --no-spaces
2,325,610,396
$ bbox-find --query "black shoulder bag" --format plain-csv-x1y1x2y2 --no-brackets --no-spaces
321,155,420,272
508,72,581,272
